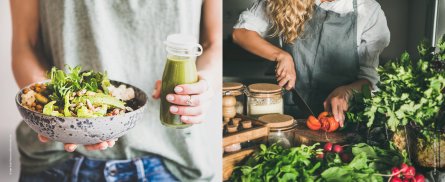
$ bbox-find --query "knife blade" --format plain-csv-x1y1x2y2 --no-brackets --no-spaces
291,88,314,117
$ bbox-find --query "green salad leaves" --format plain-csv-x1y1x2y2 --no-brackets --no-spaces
39,66,127,117
47,66,110,103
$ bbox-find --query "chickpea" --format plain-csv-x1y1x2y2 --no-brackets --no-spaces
30,85,36,91
23,88,30,94
31,102,36,107
35,87,41,93
36,105,43,110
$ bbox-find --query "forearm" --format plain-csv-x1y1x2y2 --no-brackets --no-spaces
12,45,48,88
197,0,222,89
232,29,289,62
11,0,47,88
346,79,371,92
197,44,221,89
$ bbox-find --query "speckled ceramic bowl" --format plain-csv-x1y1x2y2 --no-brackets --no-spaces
15,80,148,144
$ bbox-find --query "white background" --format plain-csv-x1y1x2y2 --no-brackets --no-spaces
0,0,21,181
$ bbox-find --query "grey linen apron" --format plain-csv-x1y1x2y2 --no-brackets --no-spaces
283,0,360,118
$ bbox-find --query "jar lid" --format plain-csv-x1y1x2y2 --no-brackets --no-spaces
227,125,238,133
248,83,282,93
223,82,244,91
259,114,294,128
164,34,203,56
242,120,252,129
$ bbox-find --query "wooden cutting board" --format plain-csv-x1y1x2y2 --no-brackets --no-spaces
293,119,361,145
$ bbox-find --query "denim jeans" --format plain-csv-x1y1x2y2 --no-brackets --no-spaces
19,156,179,182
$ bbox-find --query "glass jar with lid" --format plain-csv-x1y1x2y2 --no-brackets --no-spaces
247,83,283,117
259,114,297,148
223,82,245,122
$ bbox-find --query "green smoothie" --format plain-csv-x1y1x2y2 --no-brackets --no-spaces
160,57,198,128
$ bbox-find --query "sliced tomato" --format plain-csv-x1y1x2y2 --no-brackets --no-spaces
320,117,330,132
306,115,321,131
327,117,339,132
318,111,329,120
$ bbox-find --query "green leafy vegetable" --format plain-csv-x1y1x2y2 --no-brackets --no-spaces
43,101,63,117
347,37,445,140
231,143,406,182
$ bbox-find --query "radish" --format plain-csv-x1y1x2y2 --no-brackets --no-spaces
324,142,333,152
413,174,425,182
390,176,402,182
391,167,400,177
403,166,416,179
316,153,324,159
333,145,343,153
340,153,351,163
399,163,409,173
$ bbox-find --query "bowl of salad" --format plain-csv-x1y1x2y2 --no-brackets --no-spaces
15,66,148,144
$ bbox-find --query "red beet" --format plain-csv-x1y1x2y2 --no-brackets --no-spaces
340,153,351,163
399,163,409,173
324,142,333,152
401,179,409,182
413,174,425,182
333,144,343,153
391,167,400,177
390,176,402,182
403,166,416,179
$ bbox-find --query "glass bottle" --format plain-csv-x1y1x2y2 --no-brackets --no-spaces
160,34,203,129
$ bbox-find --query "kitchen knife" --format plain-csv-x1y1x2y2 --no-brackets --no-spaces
291,88,314,117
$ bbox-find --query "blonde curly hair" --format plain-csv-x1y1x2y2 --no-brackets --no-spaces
265,0,315,44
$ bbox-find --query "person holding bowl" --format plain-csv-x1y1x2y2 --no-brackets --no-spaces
232,0,390,126
11,0,221,181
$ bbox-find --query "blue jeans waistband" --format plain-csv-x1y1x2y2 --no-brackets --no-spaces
20,156,178,182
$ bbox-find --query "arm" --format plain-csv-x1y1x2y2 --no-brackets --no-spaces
10,0,48,88
196,0,222,89
232,29,289,63
11,0,115,152
153,0,223,124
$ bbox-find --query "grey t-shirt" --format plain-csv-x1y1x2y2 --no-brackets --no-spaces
16,0,220,181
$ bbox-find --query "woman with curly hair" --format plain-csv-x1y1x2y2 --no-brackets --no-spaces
233,0,390,126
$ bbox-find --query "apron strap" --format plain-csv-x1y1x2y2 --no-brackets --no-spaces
353,0,357,13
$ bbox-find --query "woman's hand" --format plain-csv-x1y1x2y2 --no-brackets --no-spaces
276,52,296,90
37,135,117,152
152,79,214,124
323,85,353,127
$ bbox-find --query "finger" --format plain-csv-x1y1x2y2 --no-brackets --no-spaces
175,80,208,95
180,114,205,124
285,78,295,90
278,76,289,87
107,139,117,148
64,144,78,152
38,134,50,143
323,99,330,112
276,65,284,77
277,73,287,82
338,105,345,127
85,142,109,151
331,98,340,122
170,105,202,116
166,94,200,106
152,80,162,99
